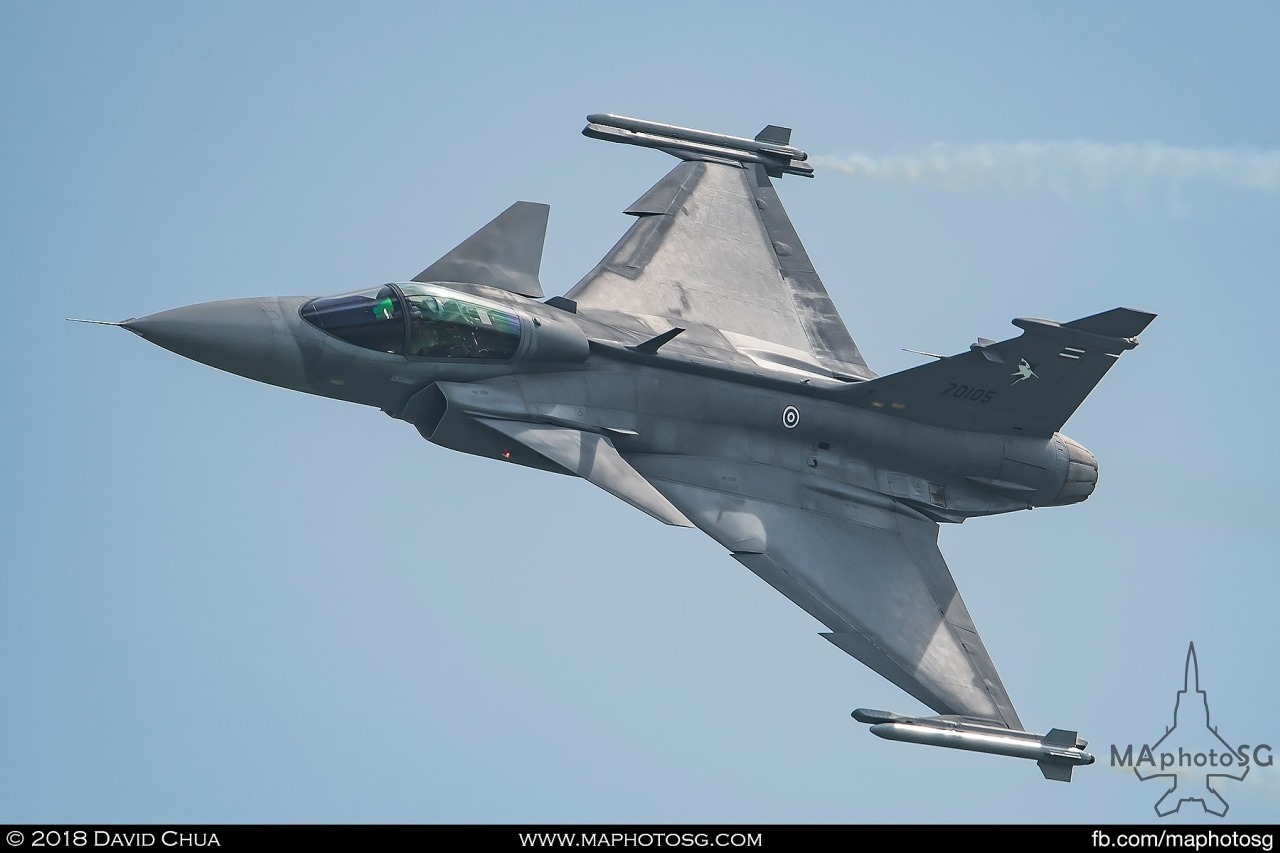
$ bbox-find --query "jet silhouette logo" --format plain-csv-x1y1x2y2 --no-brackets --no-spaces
1110,643,1273,817
1010,358,1038,384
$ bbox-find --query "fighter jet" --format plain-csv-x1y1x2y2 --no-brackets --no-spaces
74,114,1153,781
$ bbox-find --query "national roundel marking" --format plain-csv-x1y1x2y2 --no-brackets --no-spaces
781,405,800,429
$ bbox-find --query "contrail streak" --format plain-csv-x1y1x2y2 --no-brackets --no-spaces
812,142,1280,206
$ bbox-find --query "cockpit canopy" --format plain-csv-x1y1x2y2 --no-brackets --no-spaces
301,283,523,359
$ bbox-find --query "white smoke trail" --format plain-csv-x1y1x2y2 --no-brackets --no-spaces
812,142,1280,211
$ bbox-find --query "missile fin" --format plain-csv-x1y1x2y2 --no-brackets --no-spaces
1043,728,1080,748
1038,758,1075,783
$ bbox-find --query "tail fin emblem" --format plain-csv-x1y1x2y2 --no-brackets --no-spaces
1011,358,1040,385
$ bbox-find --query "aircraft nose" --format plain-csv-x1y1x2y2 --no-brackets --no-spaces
124,298,305,389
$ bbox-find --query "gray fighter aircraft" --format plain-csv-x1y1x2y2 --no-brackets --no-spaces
75,114,1154,781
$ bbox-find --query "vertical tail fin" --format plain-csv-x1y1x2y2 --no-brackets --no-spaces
843,308,1156,435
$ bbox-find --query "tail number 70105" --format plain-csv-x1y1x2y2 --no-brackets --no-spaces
942,383,996,404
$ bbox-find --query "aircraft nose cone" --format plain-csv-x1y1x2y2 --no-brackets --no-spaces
125,298,302,387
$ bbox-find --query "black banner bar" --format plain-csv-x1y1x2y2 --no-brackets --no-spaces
1,826,1277,850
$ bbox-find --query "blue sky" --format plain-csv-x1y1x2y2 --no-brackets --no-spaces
3,1,1278,823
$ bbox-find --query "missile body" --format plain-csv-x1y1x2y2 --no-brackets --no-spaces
852,709,1095,782
586,113,808,160
583,113,814,178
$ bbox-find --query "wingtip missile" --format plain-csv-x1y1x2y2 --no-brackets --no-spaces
584,113,814,178
586,113,808,160
851,708,1095,782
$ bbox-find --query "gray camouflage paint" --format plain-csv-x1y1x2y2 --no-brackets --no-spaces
106,115,1154,780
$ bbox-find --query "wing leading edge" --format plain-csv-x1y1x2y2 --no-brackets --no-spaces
627,454,1022,730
